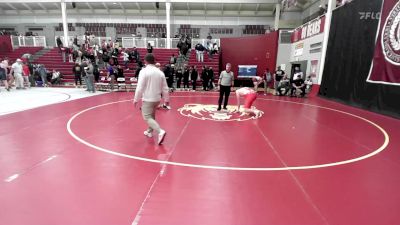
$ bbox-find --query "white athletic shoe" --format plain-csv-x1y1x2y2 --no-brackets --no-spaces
158,129,166,145
144,130,153,138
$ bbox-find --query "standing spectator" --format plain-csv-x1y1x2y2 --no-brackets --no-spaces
183,65,190,90
93,64,100,83
111,48,119,66
107,64,116,91
56,36,63,52
274,66,285,95
208,66,215,90
85,61,95,93
195,43,205,62
22,62,31,88
133,53,169,145
217,63,234,111
169,54,177,65
176,66,183,89
147,43,153,53
9,59,24,89
201,66,209,91
73,63,82,87
0,60,10,91
263,68,273,95
38,64,49,87
191,66,198,91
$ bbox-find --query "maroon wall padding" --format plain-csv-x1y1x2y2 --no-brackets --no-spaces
0,36,13,53
220,32,279,77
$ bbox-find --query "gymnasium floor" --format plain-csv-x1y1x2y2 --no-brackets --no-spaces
1,89,399,225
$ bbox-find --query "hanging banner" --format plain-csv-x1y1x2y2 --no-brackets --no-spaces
291,16,325,43
367,0,400,85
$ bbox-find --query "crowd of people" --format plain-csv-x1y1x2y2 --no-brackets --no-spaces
0,57,63,91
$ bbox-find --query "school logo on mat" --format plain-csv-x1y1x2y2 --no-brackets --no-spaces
382,1,400,65
177,104,263,121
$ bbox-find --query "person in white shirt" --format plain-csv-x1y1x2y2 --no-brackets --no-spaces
252,76,263,92
134,54,170,145
9,59,24,89
122,51,129,70
236,87,261,117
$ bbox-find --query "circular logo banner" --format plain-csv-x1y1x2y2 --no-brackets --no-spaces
177,104,263,121
382,1,400,65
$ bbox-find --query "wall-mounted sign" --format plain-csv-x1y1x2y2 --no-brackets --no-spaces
294,42,304,56
291,16,326,43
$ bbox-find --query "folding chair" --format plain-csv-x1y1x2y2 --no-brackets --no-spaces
117,77,128,92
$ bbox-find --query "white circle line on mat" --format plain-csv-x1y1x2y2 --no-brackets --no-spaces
66,96,390,171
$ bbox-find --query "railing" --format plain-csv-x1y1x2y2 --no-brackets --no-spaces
11,36,47,48
121,37,220,49
57,36,112,47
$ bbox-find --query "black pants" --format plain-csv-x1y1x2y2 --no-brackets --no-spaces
203,79,209,90
218,85,231,110
74,74,82,85
183,79,189,88
291,86,306,97
192,77,197,90
177,76,182,88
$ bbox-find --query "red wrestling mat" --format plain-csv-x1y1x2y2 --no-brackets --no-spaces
0,92,399,225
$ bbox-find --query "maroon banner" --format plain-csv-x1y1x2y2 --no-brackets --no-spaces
368,0,400,85
291,16,325,43
0,36,12,53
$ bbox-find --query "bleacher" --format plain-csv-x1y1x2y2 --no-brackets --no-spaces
33,47,221,89
55,23,75,32
0,47,43,62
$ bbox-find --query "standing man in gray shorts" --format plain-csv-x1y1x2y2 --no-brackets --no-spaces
134,54,170,145
217,63,234,111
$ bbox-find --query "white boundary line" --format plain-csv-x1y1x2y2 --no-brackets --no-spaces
66,96,390,171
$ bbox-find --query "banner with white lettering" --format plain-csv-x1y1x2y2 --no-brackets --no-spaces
291,16,325,43
367,0,400,85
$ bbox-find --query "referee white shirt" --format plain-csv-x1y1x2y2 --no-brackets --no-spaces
134,64,169,103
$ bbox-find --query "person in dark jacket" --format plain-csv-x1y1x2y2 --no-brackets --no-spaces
201,66,209,91
191,66,198,91
73,63,82,86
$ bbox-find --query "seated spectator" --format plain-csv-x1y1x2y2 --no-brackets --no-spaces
290,75,306,97
277,75,290,96
304,76,313,94
51,69,62,85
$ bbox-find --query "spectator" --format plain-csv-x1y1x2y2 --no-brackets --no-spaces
147,43,153,53
93,64,100,83
107,64,116,91
305,75,313,94
191,66,198,91
56,36,63,52
208,67,215,90
201,66,209,91
85,61,95,93
290,74,306,97
9,59,24,89
51,69,62,85
274,66,285,95
263,68,273,95
195,43,205,62
73,63,82,87
0,60,10,91
277,75,290,96
169,54,177,65
183,65,190,90
122,51,129,70
22,62,31,88
38,64,49,87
